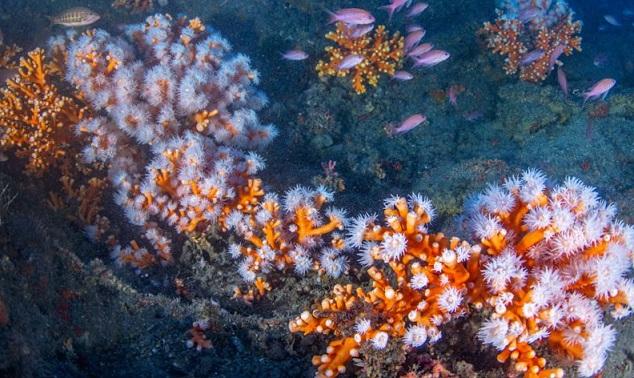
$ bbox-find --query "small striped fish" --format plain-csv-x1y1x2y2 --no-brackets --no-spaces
50,7,100,27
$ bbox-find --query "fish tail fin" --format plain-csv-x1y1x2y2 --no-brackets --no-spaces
325,9,338,24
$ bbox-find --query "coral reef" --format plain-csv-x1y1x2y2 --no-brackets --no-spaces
481,0,582,82
290,194,481,377
227,185,348,303
0,49,88,175
291,170,634,378
48,14,276,268
0,43,21,70
316,23,404,94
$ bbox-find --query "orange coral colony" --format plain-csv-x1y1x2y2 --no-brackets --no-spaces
0,48,87,175
481,1,581,82
316,23,404,94
290,194,482,377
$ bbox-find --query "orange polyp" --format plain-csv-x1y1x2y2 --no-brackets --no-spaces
498,349,511,363
582,240,608,259
482,232,506,254
405,212,417,234
516,229,545,253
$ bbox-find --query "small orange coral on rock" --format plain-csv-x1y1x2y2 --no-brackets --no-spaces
316,23,404,94
481,1,581,83
0,48,87,175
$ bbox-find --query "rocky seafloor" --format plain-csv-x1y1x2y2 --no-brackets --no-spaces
1,0,634,377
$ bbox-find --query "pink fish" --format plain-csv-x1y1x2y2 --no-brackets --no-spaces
557,66,568,98
386,113,427,136
548,44,565,70
583,78,616,104
328,8,375,25
407,2,429,17
407,43,433,57
392,70,414,80
379,0,408,21
413,50,450,67
281,49,308,61
407,24,423,33
520,49,544,66
405,29,426,51
349,24,374,38
338,54,364,70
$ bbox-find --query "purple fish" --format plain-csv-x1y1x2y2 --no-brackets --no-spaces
407,43,433,57
386,113,427,136
328,8,375,25
583,78,616,105
407,3,429,17
405,29,426,51
379,0,408,21
557,66,568,98
548,44,565,69
407,24,424,33
392,70,414,80
338,54,364,70
281,49,309,61
520,49,544,66
349,24,375,38
413,50,450,67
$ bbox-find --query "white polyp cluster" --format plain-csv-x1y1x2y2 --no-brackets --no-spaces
230,185,350,283
468,169,634,377
48,14,276,266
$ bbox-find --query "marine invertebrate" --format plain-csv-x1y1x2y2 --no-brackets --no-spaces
292,171,634,377
316,23,404,94
0,42,21,70
467,170,634,377
290,194,482,377
227,185,348,302
481,0,582,82
0,48,87,175
49,14,276,267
